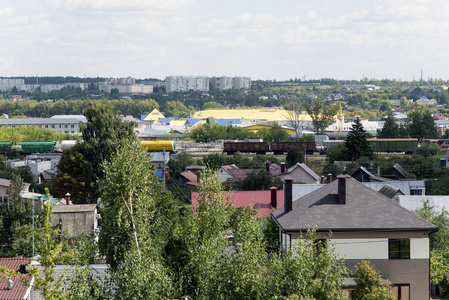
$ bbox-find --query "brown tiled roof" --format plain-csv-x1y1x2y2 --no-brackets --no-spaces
0,257,32,300
272,176,438,232
180,171,197,183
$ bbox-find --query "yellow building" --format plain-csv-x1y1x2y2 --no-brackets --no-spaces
243,124,296,135
143,108,165,122
193,108,312,122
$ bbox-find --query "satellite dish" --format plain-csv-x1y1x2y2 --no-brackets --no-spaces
3,114,8,119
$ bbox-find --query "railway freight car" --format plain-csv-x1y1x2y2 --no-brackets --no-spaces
0,141,13,154
141,140,176,153
270,141,317,154
20,141,57,154
367,138,418,154
223,141,269,154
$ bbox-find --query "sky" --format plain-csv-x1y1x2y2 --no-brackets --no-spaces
1,0,448,81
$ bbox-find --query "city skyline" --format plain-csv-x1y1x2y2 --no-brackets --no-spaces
2,0,449,81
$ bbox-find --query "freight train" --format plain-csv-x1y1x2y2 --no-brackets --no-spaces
223,141,317,155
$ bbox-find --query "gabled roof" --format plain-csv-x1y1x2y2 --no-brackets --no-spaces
386,163,408,178
0,257,32,300
285,163,320,180
378,184,404,199
143,109,165,121
179,171,197,183
272,176,437,232
192,190,285,218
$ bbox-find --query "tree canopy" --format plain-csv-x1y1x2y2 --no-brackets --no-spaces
344,117,373,160
306,98,338,135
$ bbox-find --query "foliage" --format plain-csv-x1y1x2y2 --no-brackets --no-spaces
377,113,407,138
415,143,444,159
189,123,254,142
28,202,75,300
0,126,77,144
51,143,94,203
344,118,373,160
0,174,36,257
284,100,308,138
406,104,439,139
56,101,137,202
164,100,194,118
286,147,305,168
166,168,348,299
414,201,449,292
98,139,182,269
352,260,396,300
257,122,291,142
264,231,349,299
167,151,194,179
202,101,224,110
306,98,338,134
325,143,348,163
234,170,283,191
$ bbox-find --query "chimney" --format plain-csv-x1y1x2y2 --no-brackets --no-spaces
321,175,325,184
266,161,270,172
7,278,13,290
196,171,201,185
164,166,170,180
281,162,286,174
327,173,333,183
270,186,277,208
337,174,347,205
377,165,381,176
64,193,71,205
284,177,293,213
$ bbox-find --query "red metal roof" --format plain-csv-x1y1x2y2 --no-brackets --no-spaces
192,190,285,218
0,258,32,300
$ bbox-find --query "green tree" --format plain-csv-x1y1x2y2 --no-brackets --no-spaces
28,201,75,300
234,170,283,191
79,101,137,201
344,118,373,160
352,260,396,300
99,140,181,270
414,201,449,292
202,101,224,110
164,101,193,118
167,152,194,179
51,143,94,203
306,98,338,135
286,147,305,168
0,174,34,256
406,104,439,139
378,113,400,138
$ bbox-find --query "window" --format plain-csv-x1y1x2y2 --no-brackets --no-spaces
389,239,410,259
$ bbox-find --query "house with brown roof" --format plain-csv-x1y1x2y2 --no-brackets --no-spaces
191,188,284,218
271,175,438,300
176,171,199,187
0,257,33,300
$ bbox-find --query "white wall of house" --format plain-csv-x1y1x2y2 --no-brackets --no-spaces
331,238,388,259
288,237,430,260
410,237,430,259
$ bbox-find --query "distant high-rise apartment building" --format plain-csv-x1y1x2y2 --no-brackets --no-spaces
165,75,210,93
232,77,251,89
0,78,25,92
166,76,251,93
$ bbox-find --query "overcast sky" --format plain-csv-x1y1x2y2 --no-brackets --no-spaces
1,0,448,81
